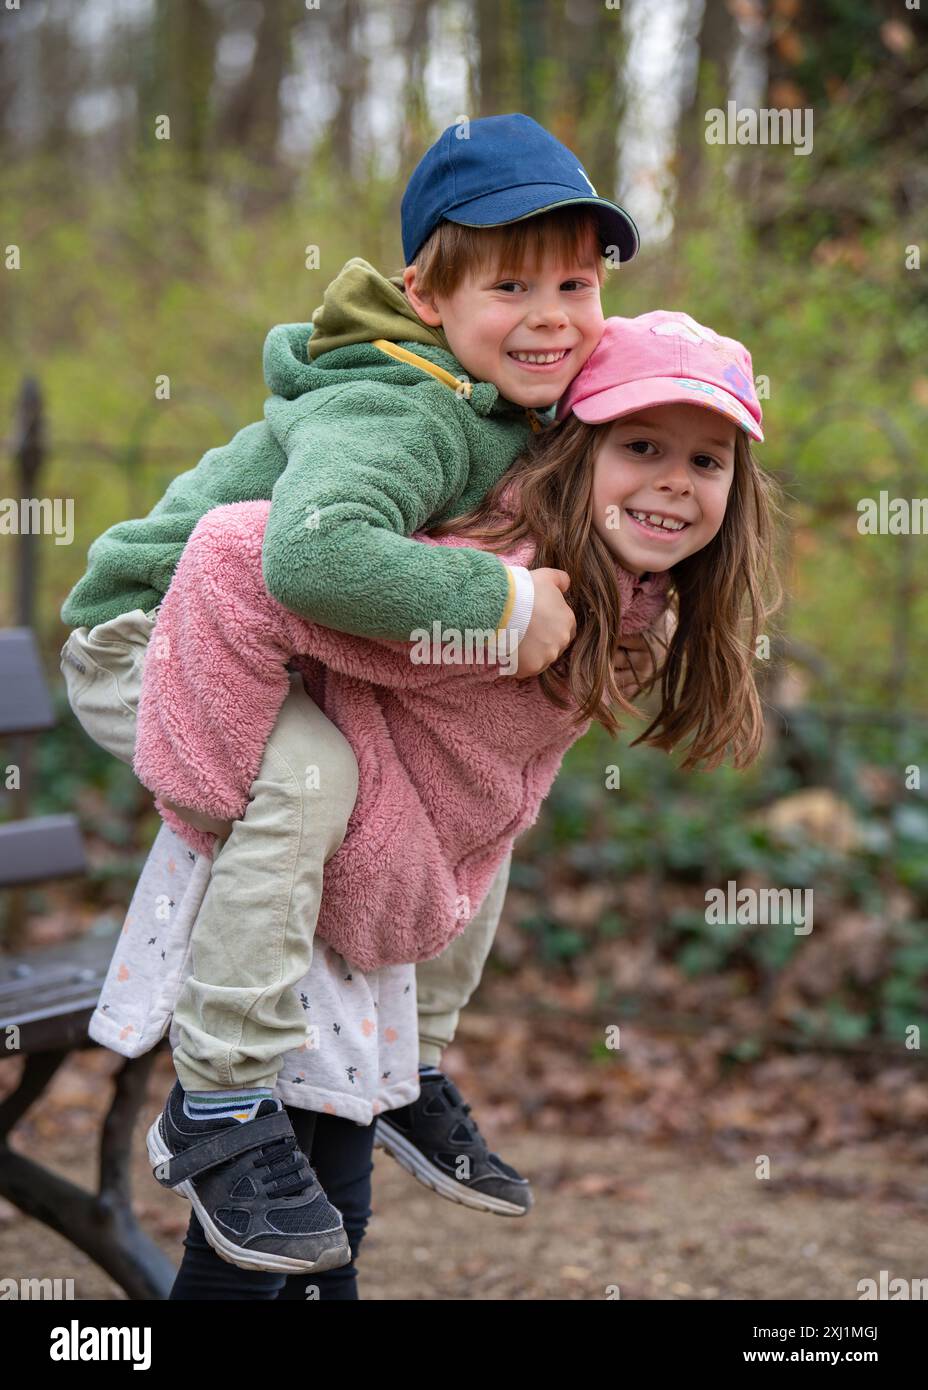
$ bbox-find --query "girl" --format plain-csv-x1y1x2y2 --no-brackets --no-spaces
97,309,783,1297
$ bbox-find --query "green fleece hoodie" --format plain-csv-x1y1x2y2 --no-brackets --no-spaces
61,258,552,639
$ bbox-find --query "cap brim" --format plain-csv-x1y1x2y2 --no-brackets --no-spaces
444,185,640,263
565,376,764,442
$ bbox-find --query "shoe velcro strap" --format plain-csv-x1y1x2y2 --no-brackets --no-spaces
157,1109,293,1186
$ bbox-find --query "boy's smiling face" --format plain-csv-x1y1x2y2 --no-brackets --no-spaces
404,234,605,408
590,403,737,576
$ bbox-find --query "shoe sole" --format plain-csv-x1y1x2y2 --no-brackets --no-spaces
146,1117,352,1275
373,1118,531,1217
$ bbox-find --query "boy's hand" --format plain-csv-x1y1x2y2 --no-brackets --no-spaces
615,605,677,697
512,568,576,678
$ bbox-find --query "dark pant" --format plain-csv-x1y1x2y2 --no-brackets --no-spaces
169,1105,376,1300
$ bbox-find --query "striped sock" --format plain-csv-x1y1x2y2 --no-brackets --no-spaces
418,1064,443,1078
182,1086,280,1124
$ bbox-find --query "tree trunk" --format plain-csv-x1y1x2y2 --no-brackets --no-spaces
399,0,435,175
330,0,363,178
675,0,737,213
157,0,217,184
476,0,507,116
218,0,297,168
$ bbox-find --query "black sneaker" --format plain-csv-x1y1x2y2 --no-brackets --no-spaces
146,1080,351,1274
374,1072,533,1217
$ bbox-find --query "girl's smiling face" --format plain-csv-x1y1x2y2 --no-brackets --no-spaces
590,402,738,576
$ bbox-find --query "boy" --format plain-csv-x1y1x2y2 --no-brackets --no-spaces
61,114,651,1272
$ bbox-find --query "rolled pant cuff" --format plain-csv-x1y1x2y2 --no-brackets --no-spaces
417,1039,444,1068
172,1054,280,1095
416,1013,458,1068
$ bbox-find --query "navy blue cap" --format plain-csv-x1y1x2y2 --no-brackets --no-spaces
401,113,639,266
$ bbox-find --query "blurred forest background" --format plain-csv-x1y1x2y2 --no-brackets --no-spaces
1,0,928,1160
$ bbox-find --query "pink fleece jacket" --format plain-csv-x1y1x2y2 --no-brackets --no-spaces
132,495,670,971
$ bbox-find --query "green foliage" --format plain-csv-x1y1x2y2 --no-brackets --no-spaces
517,911,586,964
517,714,928,1047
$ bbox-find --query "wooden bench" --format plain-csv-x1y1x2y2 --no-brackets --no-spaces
0,627,174,1299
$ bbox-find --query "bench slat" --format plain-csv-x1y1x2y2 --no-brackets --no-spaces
0,977,107,1015
0,957,108,1001
0,928,120,1051
0,815,87,887
0,629,55,734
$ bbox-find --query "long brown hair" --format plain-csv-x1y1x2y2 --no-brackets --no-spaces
425,413,788,771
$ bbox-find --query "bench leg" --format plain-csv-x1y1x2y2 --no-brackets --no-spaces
0,1046,176,1300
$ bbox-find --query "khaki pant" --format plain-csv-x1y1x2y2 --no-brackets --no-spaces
60,610,510,1085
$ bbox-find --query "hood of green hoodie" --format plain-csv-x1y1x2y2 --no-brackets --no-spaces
307,257,453,360
261,257,555,425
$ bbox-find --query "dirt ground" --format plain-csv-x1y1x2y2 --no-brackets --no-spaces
2,1044,926,1302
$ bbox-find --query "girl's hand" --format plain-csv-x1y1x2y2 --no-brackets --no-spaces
161,794,234,842
615,606,677,697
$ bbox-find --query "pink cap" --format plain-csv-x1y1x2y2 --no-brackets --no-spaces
556,310,764,443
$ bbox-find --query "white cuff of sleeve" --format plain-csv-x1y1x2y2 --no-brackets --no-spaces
503,564,535,641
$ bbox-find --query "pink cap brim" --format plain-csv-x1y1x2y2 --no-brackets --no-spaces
562,375,764,443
